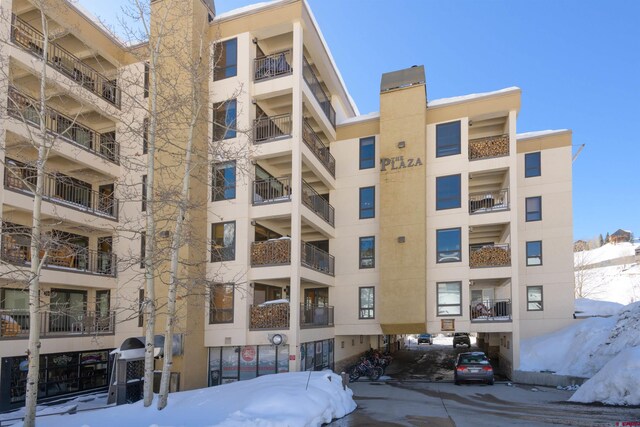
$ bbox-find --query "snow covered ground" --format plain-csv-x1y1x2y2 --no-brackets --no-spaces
3,372,356,427
520,300,640,406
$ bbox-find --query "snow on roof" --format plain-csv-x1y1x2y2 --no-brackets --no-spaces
517,129,570,140
214,0,285,20
214,0,360,117
69,1,128,47
339,111,380,125
427,86,520,108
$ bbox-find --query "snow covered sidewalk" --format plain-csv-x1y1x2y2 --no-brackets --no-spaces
6,371,356,427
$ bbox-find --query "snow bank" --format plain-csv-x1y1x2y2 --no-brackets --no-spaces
574,298,623,317
569,346,640,406
15,372,356,427
575,242,639,265
520,302,640,378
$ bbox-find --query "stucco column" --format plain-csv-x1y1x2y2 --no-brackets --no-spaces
288,20,304,372
508,109,521,370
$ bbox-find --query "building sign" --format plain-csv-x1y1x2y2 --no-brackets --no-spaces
380,156,423,171
241,346,255,362
441,319,455,331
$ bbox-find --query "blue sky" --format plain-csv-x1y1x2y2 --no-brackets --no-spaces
78,0,640,241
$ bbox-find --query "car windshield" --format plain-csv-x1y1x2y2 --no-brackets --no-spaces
460,355,489,365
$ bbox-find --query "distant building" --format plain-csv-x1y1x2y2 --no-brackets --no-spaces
574,240,589,252
610,229,632,244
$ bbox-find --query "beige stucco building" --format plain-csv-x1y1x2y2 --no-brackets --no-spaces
0,0,575,410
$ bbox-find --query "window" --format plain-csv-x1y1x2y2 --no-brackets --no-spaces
209,283,234,323
213,99,237,140
436,228,461,263
526,241,542,266
359,137,375,169
213,38,237,81
527,286,543,311
437,281,462,316
359,236,375,269
0,288,28,310
138,288,144,327
143,63,149,98
143,117,148,154
359,287,374,319
212,161,236,201
141,175,147,212
526,196,542,221
436,121,461,157
436,174,461,210
211,221,236,262
359,186,375,219
140,232,146,269
525,152,541,177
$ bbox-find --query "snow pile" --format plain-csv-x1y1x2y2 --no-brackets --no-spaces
569,346,640,406
520,302,640,405
428,87,520,107
15,372,355,427
574,298,623,317
516,129,569,140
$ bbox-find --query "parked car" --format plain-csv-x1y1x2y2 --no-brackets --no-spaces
453,332,471,348
417,333,433,345
454,351,494,385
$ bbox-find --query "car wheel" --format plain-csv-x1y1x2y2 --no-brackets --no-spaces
454,380,460,386
488,379,494,386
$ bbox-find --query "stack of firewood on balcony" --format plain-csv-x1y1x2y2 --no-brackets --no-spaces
469,135,509,160
251,239,290,266
470,246,510,267
250,303,289,329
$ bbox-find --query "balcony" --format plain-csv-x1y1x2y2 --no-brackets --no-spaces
252,176,292,205
4,165,119,220
1,237,117,277
7,87,119,163
469,134,509,160
300,304,334,328
10,15,121,107
249,302,290,330
250,239,291,267
469,244,511,268
0,310,115,339
254,50,292,81
303,57,336,128
303,120,335,177
470,299,512,322
469,189,509,214
253,113,292,144
301,242,334,276
301,180,334,226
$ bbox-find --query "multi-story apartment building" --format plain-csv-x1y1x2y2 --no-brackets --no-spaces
0,0,575,411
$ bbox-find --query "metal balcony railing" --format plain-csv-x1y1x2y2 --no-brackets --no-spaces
303,57,336,128
469,134,510,160
303,120,335,177
301,180,334,227
4,166,119,220
301,242,335,276
249,303,290,330
7,87,119,163
469,243,511,268
11,14,121,107
0,310,116,339
250,239,291,267
470,299,512,321
253,113,292,143
254,50,292,81
252,176,291,205
300,304,334,328
469,188,509,214
1,237,117,277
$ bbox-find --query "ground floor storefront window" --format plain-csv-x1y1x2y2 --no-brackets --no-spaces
0,349,111,411
208,345,289,386
300,339,334,371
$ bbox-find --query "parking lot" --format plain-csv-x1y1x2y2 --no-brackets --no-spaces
332,337,640,426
